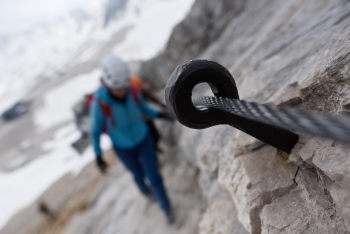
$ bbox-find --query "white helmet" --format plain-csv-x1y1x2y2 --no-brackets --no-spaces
101,55,130,89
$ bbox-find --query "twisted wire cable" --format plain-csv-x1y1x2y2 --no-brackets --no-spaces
193,96,350,144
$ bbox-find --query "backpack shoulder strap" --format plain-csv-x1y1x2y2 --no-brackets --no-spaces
85,94,94,106
97,98,115,128
130,85,140,106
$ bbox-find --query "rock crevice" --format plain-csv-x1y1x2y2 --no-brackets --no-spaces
142,0,350,233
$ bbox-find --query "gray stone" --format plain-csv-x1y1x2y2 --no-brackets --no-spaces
199,189,248,234
140,0,246,89
330,184,350,231
261,170,348,234
294,170,344,233
297,138,324,164
219,146,297,234
142,0,350,232
235,131,265,156
6,0,350,232
260,188,310,234
268,82,302,106
63,150,204,234
312,142,350,185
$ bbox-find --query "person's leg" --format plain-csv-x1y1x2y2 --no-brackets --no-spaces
114,146,151,195
146,120,161,167
146,120,160,151
137,133,170,211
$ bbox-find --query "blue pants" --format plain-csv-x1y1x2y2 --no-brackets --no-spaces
114,133,170,212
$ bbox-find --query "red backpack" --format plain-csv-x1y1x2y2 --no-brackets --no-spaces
86,86,140,133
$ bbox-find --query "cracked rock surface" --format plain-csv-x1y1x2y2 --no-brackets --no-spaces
142,0,350,233
62,148,204,234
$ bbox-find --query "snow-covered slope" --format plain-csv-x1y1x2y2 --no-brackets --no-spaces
0,4,101,114
0,0,195,115
0,0,195,230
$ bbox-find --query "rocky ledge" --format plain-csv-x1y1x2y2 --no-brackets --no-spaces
142,0,350,233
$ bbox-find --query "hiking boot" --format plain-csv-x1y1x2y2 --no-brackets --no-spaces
156,147,163,153
165,208,175,224
145,191,156,202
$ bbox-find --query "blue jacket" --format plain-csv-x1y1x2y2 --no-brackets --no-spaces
89,86,159,156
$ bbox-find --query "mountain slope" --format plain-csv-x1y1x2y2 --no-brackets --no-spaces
141,0,350,233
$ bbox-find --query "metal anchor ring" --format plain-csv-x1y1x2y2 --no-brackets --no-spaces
165,60,299,153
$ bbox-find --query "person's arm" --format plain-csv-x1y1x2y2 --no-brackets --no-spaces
89,98,104,157
138,91,174,121
141,89,166,109
90,99,109,173
138,91,160,118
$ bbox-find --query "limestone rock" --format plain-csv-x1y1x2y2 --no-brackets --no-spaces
199,189,248,234
268,82,302,106
312,142,350,185
63,151,204,234
178,124,239,198
141,0,246,89
142,0,350,232
219,146,297,234
261,170,348,234
235,131,265,156
330,184,350,231
260,188,310,234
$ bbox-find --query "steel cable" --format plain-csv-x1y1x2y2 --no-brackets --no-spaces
193,96,350,144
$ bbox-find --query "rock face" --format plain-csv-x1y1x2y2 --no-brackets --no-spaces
62,147,204,234
199,188,248,234
141,0,350,233
141,0,245,89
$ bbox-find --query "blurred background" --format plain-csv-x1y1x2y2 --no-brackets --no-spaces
2,0,350,233
0,0,198,233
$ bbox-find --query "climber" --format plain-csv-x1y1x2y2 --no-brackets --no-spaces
71,74,167,155
130,74,168,153
89,55,174,223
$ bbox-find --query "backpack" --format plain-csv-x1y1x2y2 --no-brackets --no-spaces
85,84,140,133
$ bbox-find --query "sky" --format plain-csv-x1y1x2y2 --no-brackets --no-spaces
0,0,100,36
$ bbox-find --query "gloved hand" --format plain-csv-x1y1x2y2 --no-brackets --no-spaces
96,156,108,173
157,112,174,121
